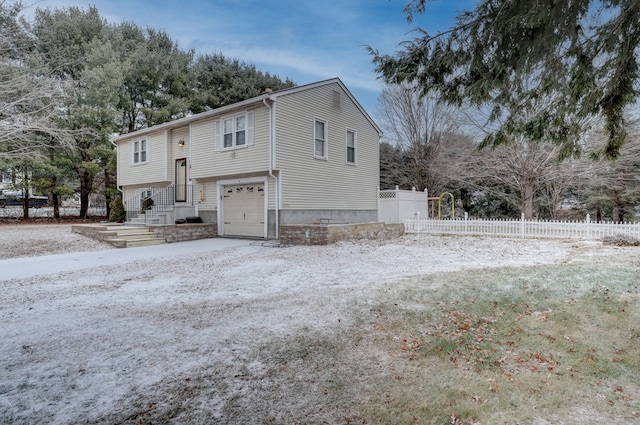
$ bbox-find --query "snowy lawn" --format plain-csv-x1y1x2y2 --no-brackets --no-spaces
0,224,638,424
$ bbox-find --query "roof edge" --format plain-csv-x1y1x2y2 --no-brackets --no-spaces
114,77,381,142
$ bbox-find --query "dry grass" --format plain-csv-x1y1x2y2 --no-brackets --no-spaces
90,256,640,424
352,263,640,424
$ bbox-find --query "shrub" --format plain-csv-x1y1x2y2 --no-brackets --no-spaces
109,195,126,223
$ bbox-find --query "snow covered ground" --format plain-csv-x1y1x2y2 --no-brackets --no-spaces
0,224,634,423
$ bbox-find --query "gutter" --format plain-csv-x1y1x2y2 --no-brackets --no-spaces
263,97,279,239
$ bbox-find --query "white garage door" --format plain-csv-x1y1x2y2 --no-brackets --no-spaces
222,183,265,237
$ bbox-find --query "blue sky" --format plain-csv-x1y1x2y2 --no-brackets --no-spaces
26,0,476,116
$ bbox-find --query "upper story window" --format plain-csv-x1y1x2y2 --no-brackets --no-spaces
130,138,149,165
346,129,356,164
223,114,245,147
314,118,327,159
216,111,254,150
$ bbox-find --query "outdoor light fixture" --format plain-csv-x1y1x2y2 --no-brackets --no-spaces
178,139,185,147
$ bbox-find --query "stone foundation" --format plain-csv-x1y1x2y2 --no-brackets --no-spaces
148,223,217,243
280,222,404,245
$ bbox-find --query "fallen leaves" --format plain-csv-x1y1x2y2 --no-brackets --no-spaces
401,336,421,351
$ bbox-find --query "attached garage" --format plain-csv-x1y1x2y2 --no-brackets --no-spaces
221,183,266,238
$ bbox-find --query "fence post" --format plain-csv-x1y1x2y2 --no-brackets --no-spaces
412,186,417,219
395,185,400,224
424,188,429,218
464,212,468,233
586,214,591,240
377,186,380,222
521,213,525,238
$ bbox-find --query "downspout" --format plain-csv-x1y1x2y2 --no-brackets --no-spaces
189,123,197,215
263,97,279,239
164,129,169,181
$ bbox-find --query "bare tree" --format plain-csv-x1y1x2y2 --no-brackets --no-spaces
377,84,462,192
448,71,602,220
581,118,640,222
0,2,71,161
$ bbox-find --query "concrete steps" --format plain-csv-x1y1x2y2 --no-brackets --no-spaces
97,226,165,248
71,224,165,248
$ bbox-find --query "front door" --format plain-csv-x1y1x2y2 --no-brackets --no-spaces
175,158,187,202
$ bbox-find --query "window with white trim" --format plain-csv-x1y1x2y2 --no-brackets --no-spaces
1,171,13,184
131,138,148,164
346,129,356,164
216,111,254,150
314,118,327,159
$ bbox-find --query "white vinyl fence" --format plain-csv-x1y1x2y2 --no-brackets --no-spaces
378,186,429,224
405,213,640,241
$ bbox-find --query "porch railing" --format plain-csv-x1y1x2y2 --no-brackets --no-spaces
124,184,193,223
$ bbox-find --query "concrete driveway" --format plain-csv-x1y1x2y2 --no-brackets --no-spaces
0,238,255,281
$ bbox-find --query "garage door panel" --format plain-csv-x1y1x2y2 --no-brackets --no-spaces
223,183,265,237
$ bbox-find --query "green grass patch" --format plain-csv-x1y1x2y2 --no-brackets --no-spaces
356,263,640,424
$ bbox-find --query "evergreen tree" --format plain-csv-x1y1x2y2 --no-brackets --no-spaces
33,7,120,218
190,53,294,113
370,0,640,159
109,195,126,223
117,26,193,132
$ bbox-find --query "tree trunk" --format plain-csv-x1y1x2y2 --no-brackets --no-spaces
51,175,60,219
78,170,93,219
52,192,60,219
22,198,29,220
21,173,29,220
521,179,536,220
612,190,623,223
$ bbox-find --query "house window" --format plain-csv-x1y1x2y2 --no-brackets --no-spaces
1,172,13,184
132,138,148,164
223,115,246,148
314,118,327,159
217,111,254,150
346,129,356,164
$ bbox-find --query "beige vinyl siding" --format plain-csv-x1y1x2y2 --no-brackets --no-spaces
190,119,216,179
117,130,169,186
267,174,277,210
171,126,189,163
193,180,218,210
275,83,379,210
190,106,270,180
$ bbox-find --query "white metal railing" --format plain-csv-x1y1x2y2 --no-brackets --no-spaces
405,213,640,241
124,184,193,222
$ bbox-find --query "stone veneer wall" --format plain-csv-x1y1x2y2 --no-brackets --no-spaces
280,222,404,246
148,223,217,243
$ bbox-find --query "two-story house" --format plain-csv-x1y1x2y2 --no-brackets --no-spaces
113,78,382,239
